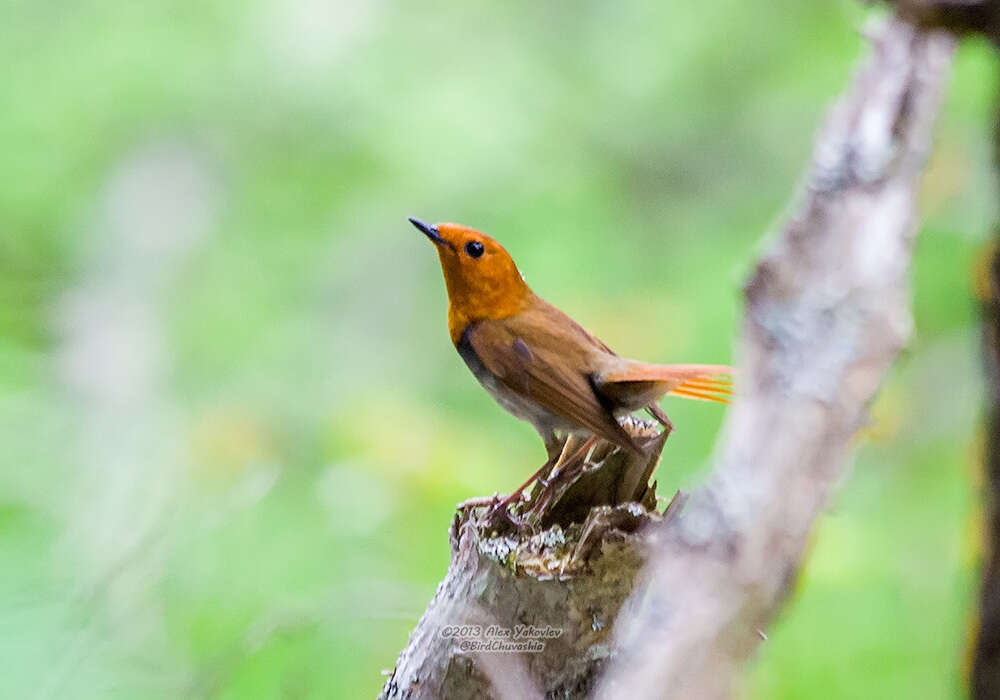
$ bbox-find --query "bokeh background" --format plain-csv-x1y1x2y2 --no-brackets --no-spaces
2,1,997,698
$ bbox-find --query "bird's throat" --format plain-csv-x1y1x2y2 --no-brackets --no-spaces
446,288,532,345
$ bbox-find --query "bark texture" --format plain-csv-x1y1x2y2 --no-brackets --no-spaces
379,421,672,700
889,0,1000,40
381,14,955,700
600,17,954,699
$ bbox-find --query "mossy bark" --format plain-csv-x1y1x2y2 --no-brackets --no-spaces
379,423,673,700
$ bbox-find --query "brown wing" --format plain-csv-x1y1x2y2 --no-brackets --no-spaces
464,316,642,454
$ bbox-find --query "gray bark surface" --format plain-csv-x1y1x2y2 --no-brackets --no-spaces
600,17,954,699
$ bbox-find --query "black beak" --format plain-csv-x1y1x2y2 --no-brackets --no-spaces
409,217,445,245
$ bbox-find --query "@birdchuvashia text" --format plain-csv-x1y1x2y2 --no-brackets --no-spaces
439,624,563,653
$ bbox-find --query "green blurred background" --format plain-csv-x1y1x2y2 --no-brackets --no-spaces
1,1,996,697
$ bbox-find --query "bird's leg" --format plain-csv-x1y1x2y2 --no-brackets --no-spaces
534,430,566,488
529,437,598,517
485,452,560,528
546,434,578,483
645,404,673,466
484,430,568,528
646,403,674,437
546,437,596,490
509,454,560,503
550,436,597,484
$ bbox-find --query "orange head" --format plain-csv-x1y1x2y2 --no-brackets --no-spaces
410,217,532,343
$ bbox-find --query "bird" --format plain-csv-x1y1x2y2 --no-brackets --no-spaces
410,217,731,515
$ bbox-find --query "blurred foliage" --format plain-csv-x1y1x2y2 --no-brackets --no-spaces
0,1,997,698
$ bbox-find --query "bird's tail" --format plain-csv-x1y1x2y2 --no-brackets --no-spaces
600,363,733,404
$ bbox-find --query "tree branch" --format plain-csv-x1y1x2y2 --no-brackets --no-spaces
886,0,1000,42
379,424,673,700
600,16,954,699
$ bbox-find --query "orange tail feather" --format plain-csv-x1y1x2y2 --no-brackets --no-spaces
600,362,733,405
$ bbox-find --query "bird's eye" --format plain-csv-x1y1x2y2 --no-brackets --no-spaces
465,240,485,258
